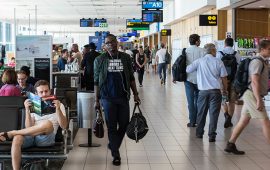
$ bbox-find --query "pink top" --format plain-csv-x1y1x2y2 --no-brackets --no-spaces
0,84,21,96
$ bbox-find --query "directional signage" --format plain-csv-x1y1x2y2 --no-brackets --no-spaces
161,29,171,36
199,15,217,26
126,19,150,30
142,1,163,9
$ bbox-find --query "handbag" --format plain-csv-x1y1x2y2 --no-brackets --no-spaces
126,103,148,143
92,109,104,138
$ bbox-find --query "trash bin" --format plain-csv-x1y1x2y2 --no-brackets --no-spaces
77,91,95,128
77,90,101,147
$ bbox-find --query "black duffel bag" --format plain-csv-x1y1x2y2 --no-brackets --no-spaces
126,103,148,143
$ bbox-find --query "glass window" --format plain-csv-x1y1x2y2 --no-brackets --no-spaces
5,23,11,42
0,22,2,42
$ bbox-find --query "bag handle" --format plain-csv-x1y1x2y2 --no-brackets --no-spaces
132,102,142,116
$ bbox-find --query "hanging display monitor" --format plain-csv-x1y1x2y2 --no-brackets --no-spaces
126,19,150,30
142,0,163,9
80,18,93,27
199,15,217,26
94,19,107,27
142,10,163,22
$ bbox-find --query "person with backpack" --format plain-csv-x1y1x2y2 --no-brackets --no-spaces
186,43,228,142
185,34,205,127
225,40,270,155
216,38,241,128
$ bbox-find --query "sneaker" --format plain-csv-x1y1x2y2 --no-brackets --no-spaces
224,142,245,155
161,78,164,85
187,123,196,127
224,112,233,128
112,157,121,166
139,84,143,87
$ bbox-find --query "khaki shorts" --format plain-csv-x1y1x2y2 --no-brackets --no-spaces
228,83,238,102
241,90,268,119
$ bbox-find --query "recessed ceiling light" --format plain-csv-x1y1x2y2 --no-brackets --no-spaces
259,5,266,8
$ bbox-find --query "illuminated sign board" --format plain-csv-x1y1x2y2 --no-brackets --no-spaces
199,15,217,26
161,29,171,36
80,19,93,27
94,19,107,27
142,1,163,9
126,19,150,30
142,10,163,22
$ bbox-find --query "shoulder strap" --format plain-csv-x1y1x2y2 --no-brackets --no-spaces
233,51,237,55
219,51,225,56
251,57,265,73
182,48,187,56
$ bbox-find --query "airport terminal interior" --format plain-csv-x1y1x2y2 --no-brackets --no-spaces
1,0,270,169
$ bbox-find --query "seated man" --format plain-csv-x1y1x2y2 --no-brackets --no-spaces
0,80,68,170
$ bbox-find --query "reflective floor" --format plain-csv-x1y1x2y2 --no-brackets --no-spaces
62,72,270,170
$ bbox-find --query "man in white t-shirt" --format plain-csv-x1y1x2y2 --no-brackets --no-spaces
156,43,167,85
0,80,67,170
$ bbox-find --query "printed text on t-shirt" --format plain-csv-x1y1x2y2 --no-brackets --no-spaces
108,59,124,72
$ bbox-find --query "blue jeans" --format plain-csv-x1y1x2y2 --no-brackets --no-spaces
101,98,130,158
158,63,167,81
196,90,222,138
184,81,199,124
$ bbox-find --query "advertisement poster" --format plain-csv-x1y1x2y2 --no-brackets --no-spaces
34,58,50,83
16,35,52,86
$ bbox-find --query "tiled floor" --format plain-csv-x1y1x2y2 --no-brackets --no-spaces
62,72,270,170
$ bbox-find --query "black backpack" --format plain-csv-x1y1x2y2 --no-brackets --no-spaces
172,48,187,82
233,57,264,98
220,51,238,81
165,51,171,64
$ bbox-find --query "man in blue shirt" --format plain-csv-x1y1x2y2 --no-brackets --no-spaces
186,43,228,142
57,49,68,71
94,34,140,166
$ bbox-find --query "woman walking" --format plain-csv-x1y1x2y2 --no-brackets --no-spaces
136,46,147,87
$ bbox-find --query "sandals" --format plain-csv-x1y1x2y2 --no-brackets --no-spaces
0,132,11,142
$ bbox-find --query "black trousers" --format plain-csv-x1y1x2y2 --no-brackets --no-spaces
85,74,94,91
137,68,145,85
101,98,130,158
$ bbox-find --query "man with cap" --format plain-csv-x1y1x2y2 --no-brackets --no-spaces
81,42,101,91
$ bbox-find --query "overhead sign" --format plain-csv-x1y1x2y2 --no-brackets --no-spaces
142,1,163,9
199,15,217,26
161,29,171,36
126,19,150,30
80,18,93,27
94,19,107,27
142,10,163,22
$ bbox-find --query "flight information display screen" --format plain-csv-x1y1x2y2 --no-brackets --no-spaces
80,19,93,27
94,19,107,27
142,10,163,22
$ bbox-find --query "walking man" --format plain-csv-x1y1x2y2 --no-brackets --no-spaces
225,40,270,154
94,34,140,166
216,38,241,128
156,43,167,85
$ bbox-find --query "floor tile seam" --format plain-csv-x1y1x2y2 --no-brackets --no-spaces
82,148,90,170
228,155,262,170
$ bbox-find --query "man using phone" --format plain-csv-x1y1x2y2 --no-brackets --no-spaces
94,34,140,166
0,80,67,170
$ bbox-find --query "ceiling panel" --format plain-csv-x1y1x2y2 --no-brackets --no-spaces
0,0,173,33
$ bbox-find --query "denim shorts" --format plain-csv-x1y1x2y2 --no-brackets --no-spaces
22,133,55,149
